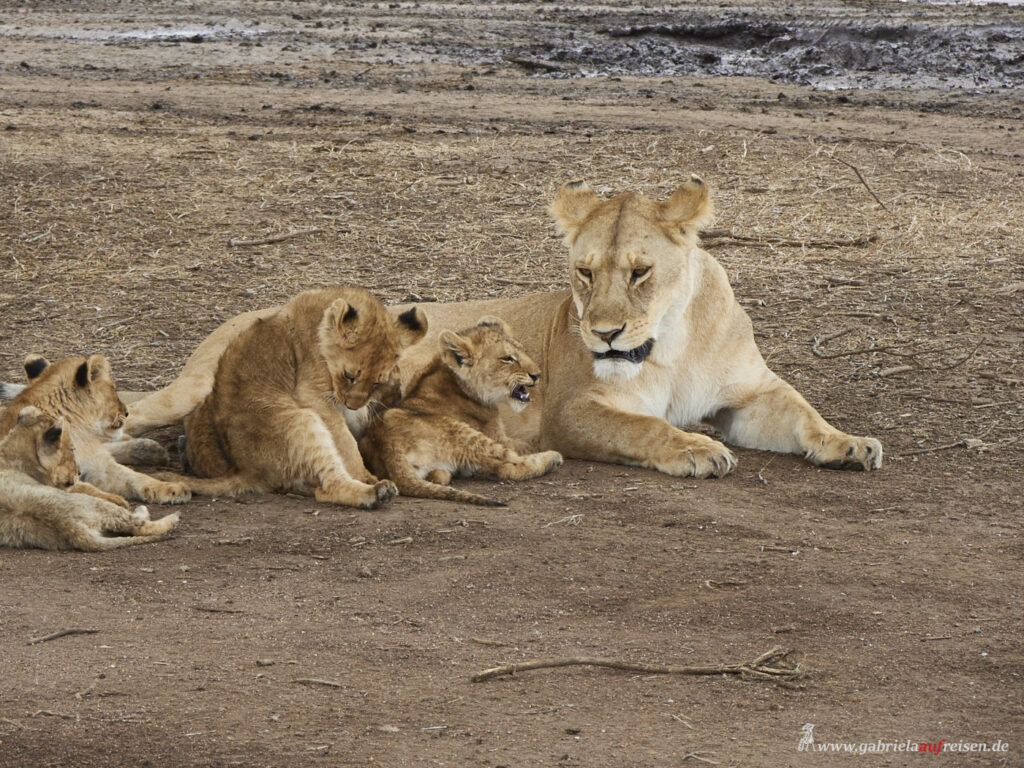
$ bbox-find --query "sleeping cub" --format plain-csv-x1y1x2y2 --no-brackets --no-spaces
360,317,563,506
0,406,179,551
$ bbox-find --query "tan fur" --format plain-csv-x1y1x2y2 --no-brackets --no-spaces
117,180,882,477
360,317,563,506
173,287,428,509
0,407,178,551
0,355,190,505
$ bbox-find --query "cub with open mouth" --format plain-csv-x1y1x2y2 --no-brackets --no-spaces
359,316,563,506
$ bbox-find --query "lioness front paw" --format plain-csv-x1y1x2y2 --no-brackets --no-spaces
141,480,192,504
806,434,882,471
655,436,736,479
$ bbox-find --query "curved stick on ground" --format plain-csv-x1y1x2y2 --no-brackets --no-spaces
471,647,803,686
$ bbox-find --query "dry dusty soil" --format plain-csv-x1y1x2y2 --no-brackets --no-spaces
1,2,1023,767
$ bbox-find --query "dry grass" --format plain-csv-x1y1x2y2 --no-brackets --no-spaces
1,103,1021,461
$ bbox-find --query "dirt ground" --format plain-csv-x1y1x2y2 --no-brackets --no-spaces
1,2,1023,766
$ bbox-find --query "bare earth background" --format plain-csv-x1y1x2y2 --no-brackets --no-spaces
1,2,1022,766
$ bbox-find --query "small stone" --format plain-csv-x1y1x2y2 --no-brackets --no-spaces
357,566,374,579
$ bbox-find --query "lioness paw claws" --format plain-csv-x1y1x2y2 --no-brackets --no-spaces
807,434,882,471
142,481,192,504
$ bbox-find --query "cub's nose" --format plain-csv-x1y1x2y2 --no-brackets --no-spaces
593,324,625,344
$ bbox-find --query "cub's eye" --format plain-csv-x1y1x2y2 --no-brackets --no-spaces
501,355,517,364
576,267,592,281
343,371,357,383
631,266,650,282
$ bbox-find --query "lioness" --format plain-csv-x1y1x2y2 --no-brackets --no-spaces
359,317,563,506
0,406,179,551
174,286,428,509
118,179,881,477
0,355,190,504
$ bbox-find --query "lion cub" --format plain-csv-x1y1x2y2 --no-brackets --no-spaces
0,406,179,551
360,317,563,506
177,286,428,509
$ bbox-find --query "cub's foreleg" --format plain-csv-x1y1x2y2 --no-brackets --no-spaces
73,434,191,504
273,407,397,509
451,423,562,481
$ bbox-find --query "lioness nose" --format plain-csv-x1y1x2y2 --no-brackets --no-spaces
593,324,625,343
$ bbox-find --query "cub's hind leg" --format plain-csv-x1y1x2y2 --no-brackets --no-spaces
450,423,563,481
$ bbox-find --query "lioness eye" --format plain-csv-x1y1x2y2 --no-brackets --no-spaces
631,266,650,281
576,267,592,281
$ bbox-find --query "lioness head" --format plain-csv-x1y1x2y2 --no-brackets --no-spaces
318,291,428,410
10,406,78,488
19,354,128,438
439,316,541,413
550,177,714,381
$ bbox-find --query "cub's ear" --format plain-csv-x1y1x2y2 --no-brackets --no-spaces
550,180,602,243
42,417,64,447
16,405,43,427
476,315,513,338
76,355,111,388
325,298,360,338
658,175,714,235
439,330,473,368
394,307,428,348
23,355,49,382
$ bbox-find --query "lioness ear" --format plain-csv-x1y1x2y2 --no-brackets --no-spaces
395,307,428,348
439,330,473,368
476,315,513,338
550,180,601,243
42,417,64,447
16,405,43,427
659,175,714,235
23,355,49,382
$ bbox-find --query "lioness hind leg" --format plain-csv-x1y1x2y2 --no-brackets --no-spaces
714,377,882,470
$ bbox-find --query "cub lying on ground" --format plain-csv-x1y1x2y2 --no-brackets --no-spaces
0,354,189,505
360,317,563,506
0,406,179,551
176,286,427,509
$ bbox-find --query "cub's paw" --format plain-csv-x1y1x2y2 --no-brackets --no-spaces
373,479,399,504
141,480,192,505
806,434,882,471
130,505,152,524
426,469,452,485
538,450,564,474
656,436,736,479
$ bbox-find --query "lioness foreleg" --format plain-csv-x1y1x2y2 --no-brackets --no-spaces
546,396,736,479
713,376,882,470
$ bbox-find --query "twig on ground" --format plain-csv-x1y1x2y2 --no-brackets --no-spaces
702,230,876,249
471,637,512,647
503,54,577,74
542,514,584,528
191,605,243,614
831,155,891,212
30,710,73,719
228,227,320,247
682,754,720,766
292,678,343,688
875,364,914,378
930,344,981,372
900,440,967,457
813,343,892,360
27,628,99,645
471,646,803,686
